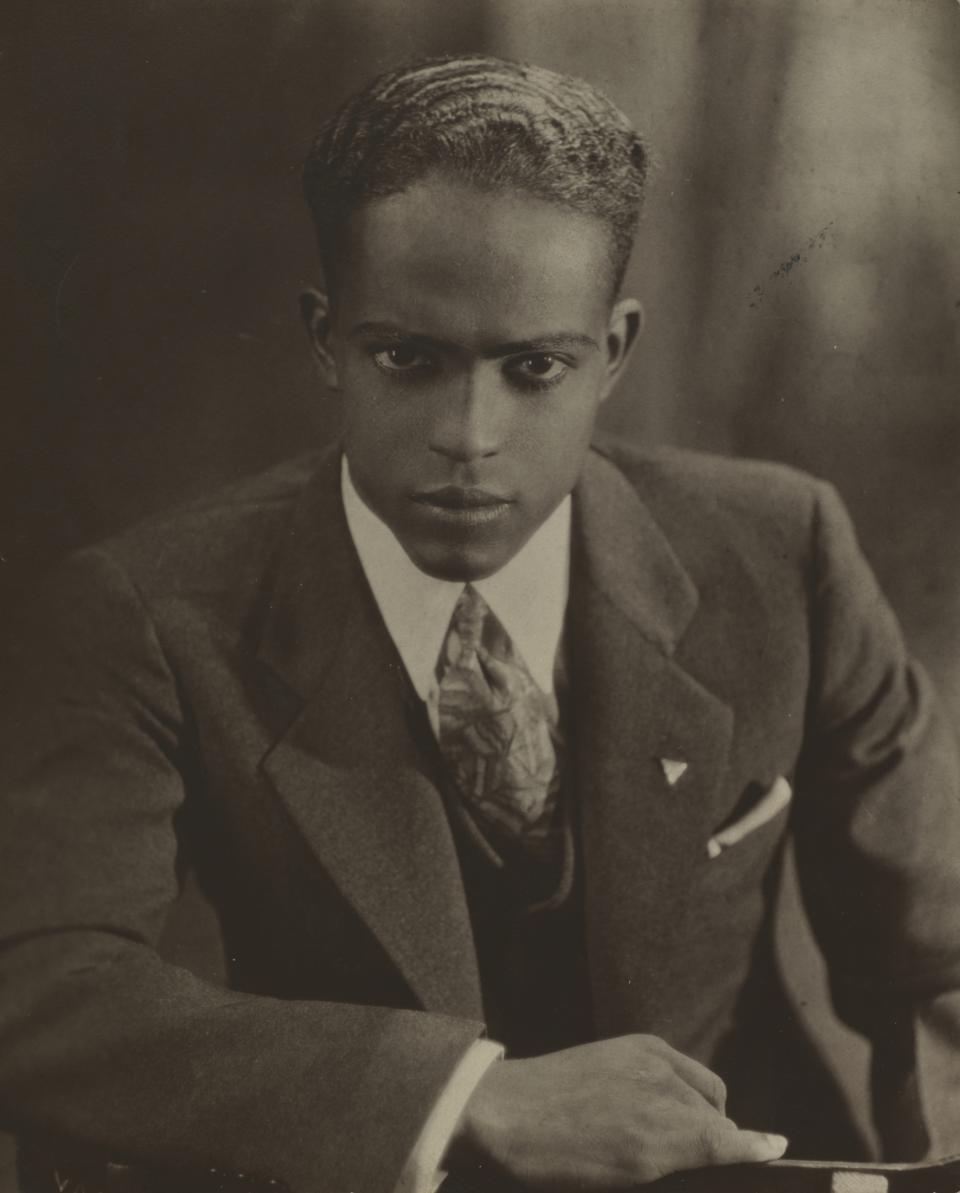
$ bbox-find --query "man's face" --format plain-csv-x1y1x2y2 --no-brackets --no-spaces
308,174,639,581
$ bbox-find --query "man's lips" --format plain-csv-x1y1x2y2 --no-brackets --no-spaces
413,486,511,510
411,486,513,526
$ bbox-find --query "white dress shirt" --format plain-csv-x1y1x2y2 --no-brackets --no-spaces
340,457,571,1193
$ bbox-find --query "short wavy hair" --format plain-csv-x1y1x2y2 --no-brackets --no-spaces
302,54,649,298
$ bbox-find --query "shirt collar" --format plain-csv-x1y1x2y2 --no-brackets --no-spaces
341,456,570,700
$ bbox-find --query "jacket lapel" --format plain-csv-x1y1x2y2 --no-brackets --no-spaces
570,450,734,1037
255,448,483,1020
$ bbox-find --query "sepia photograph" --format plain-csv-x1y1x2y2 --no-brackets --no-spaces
2,2,960,1191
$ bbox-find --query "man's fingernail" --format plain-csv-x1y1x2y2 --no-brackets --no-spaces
764,1134,788,1150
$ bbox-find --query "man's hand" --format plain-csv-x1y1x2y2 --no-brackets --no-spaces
448,1034,788,1190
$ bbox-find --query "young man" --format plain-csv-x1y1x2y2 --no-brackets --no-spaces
2,55,959,1193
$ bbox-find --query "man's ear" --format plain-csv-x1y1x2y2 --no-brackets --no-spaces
600,297,644,400
299,288,340,390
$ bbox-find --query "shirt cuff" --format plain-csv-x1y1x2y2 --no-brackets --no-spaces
395,1038,504,1193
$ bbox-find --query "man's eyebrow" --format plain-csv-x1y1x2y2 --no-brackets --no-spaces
348,321,600,355
494,332,600,356
348,322,451,351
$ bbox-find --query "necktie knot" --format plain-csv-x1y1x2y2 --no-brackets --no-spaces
441,584,486,670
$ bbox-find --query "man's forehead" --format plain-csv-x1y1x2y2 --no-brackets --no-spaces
338,178,616,333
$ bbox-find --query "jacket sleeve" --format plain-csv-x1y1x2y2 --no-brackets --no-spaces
791,481,960,1160
0,547,483,1193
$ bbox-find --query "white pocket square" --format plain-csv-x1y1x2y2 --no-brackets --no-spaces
707,775,793,858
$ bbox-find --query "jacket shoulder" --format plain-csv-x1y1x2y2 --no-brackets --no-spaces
592,438,825,524
589,438,836,590
81,451,328,601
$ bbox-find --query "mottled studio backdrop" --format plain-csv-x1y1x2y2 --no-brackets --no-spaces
3,0,959,1182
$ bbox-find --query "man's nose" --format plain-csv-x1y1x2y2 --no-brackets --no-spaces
428,372,503,463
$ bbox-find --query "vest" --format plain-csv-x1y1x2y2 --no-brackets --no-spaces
403,658,594,1057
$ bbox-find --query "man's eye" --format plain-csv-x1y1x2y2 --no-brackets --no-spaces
372,345,431,372
506,354,570,387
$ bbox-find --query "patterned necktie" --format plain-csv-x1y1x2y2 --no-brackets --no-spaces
436,584,561,860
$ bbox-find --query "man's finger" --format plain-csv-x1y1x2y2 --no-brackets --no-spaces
662,1050,728,1111
696,1126,789,1168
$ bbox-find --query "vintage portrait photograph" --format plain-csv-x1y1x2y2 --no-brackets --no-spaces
3,2,960,1191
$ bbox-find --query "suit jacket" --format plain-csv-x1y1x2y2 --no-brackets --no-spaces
1,440,959,1193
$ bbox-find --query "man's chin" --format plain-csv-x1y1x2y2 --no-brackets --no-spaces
400,539,514,583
